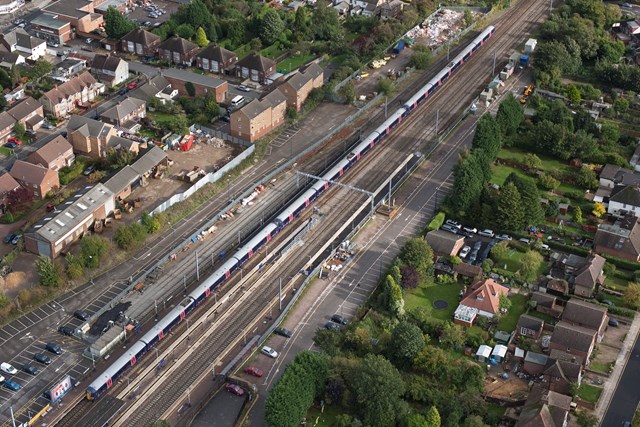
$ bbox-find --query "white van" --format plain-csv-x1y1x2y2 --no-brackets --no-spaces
231,95,245,108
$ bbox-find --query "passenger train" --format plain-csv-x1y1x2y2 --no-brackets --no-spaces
86,25,495,400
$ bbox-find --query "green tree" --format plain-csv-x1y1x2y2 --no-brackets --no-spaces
260,9,285,45
293,7,308,40
463,9,473,27
462,415,490,427
350,354,405,427
576,410,599,427
400,237,434,276
388,276,405,318
505,173,544,226
185,82,196,97
566,84,582,104
496,182,526,232
194,26,208,47
115,223,147,250
106,148,136,169
599,122,620,144
338,81,356,104
175,23,195,39
496,93,523,136
148,421,172,427
411,50,432,70
519,250,543,281
406,413,429,427
166,114,189,134
141,212,161,233
104,6,136,40
80,235,109,268
623,282,640,310
439,322,466,349
391,321,425,368
310,6,342,42
523,153,542,170
472,114,502,164
36,256,63,287
174,0,211,31
449,154,484,214
30,58,53,81
539,173,560,191
65,253,85,280
573,206,583,224
499,294,512,312
490,241,509,263
378,77,393,96
424,406,441,427
12,121,25,140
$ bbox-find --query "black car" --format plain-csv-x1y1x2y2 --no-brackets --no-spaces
58,326,74,336
331,314,348,325
324,322,340,330
273,327,292,338
608,318,619,327
74,310,89,321
45,342,62,355
33,353,51,365
22,364,39,375
3,233,16,244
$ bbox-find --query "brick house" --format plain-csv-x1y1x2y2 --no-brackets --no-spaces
67,114,116,158
543,349,583,395
27,135,75,171
551,252,606,298
0,173,21,213
0,28,47,61
43,0,104,34
277,63,324,111
516,314,544,339
120,28,161,56
91,54,129,87
515,385,571,427
235,53,276,82
196,45,237,74
99,97,146,130
0,112,14,143
453,278,509,326
7,97,45,131
128,75,178,105
10,160,60,199
523,351,548,376
230,90,286,142
549,321,597,365
595,213,640,261
561,298,608,343
41,72,102,118
425,230,465,256
30,13,73,45
157,36,199,66
160,68,228,102
530,292,562,318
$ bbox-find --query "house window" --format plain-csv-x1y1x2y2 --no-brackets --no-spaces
172,51,180,63
211,61,219,73
202,58,209,70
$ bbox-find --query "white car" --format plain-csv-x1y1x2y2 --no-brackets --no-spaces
445,219,462,230
459,246,471,258
541,244,550,251
261,346,278,359
478,229,494,238
1,363,17,375
518,238,531,244
463,226,477,234
496,234,512,241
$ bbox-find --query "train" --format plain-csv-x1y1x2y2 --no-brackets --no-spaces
85,25,495,401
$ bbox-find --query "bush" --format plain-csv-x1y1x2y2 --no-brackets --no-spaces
607,305,635,318
36,256,63,287
65,253,85,280
601,254,640,271
426,212,445,232
80,235,109,268
141,212,161,234
115,222,148,250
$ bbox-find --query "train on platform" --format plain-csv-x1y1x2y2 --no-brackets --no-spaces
86,25,495,401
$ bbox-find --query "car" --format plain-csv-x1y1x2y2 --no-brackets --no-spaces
47,42,59,48
221,115,230,123
1,363,17,375
441,224,459,234
478,229,495,238
324,322,340,330
10,234,21,245
623,422,631,427
74,310,89,321
225,383,245,396
3,142,17,149
243,366,263,377
273,327,292,338
58,326,74,336
33,353,51,365
45,342,62,355
458,229,474,238
153,22,162,28
7,137,21,145
445,219,462,229
3,233,16,244
601,299,615,307
540,244,550,251
496,234,512,241
261,346,278,358
42,122,54,129
22,364,39,375
83,164,97,176
459,246,471,258
518,238,530,244
462,226,477,234
143,21,151,26
127,81,138,90
3,379,20,391
331,314,348,325
17,22,25,28
622,3,632,8
85,38,92,44
25,129,37,137
608,319,619,327
237,85,251,92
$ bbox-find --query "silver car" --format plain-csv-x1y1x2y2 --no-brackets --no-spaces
261,346,278,358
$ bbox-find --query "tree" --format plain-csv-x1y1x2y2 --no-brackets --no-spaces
115,223,147,250
463,9,473,27
388,276,405,318
490,241,509,263
450,154,484,214
400,265,420,289
592,202,606,218
0,69,11,89
496,94,523,136
573,206,583,224
104,6,137,40
12,121,25,140
185,81,196,97
80,235,109,268
505,173,544,225
293,7,309,40
194,26,208,47
166,114,189,134
523,153,542,170
538,173,560,191
405,413,429,427
30,58,53,81
378,78,393,96
462,415,490,427
519,250,544,281
391,321,425,368
439,322,465,349
401,237,434,276
175,23,195,40
36,256,63,287
472,114,502,166
495,182,526,232
499,294,512,312
623,283,640,310
424,406,441,427
174,0,211,31
566,84,582,104
338,81,356,104
411,50,432,70
350,354,405,427
6,187,33,212
141,212,161,233
65,253,85,280
260,9,285,45
106,148,136,169
576,410,599,427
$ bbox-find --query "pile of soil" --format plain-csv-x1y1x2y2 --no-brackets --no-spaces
3,272,25,291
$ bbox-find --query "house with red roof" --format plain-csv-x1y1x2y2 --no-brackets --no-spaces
453,278,509,327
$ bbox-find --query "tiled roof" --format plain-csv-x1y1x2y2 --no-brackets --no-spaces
517,314,544,333
599,164,640,185
7,97,41,122
550,321,595,353
0,111,16,130
158,36,198,55
235,53,276,73
120,28,160,46
2,28,45,51
0,173,20,194
91,53,126,73
67,114,114,139
10,160,52,186
100,97,145,122
28,135,72,165
459,278,509,315
573,254,606,290
425,229,464,255
531,291,556,308
234,89,286,121
594,214,640,259
196,45,237,63
562,298,607,331
43,71,96,104
160,68,226,88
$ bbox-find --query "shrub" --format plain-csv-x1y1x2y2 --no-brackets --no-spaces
426,212,445,232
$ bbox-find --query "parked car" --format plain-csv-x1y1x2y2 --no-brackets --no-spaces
441,224,459,234
225,383,245,396
445,219,462,229
221,115,231,123
518,238,530,244
58,326,74,336
601,299,615,307
237,85,251,92
608,319,619,327
10,234,21,245
42,122,54,129
74,310,89,321
85,38,93,44
1,363,17,375
273,327,292,338
324,322,340,330
478,229,495,238
540,244,550,251
3,142,17,149
459,246,471,259
33,353,51,365
83,164,97,176
126,81,138,90
463,226,477,234
260,346,278,358
243,366,263,377
622,2,632,8
45,342,62,355
22,364,39,375
3,379,20,391
496,234,512,241
331,314,348,325
3,233,16,244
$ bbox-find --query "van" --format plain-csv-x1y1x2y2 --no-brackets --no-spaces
231,95,245,108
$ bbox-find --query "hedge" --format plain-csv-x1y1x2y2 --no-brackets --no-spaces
601,254,640,272
546,240,591,257
607,305,636,318
427,212,445,232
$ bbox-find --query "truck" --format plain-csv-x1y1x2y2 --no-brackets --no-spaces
392,40,405,54
519,55,529,68
524,38,537,54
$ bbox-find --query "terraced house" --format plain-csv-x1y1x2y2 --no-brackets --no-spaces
41,72,102,118
120,28,160,56
230,90,286,142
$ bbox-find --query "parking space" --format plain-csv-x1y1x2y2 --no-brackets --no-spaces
126,0,179,29
0,301,60,347
270,124,301,148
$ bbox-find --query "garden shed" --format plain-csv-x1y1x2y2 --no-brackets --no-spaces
475,345,492,362
491,344,508,362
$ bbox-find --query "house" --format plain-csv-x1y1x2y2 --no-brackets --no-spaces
160,68,228,102
9,160,59,200
235,54,276,83
530,292,562,318
278,62,324,112
91,54,129,87
334,1,349,15
607,184,640,217
0,50,25,70
41,72,102,118
595,164,640,205
120,28,161,56
491,344,507,362
230,90,287,142
107,135,139,155
53,57,87,79
0,173,21,213
27,135,74,171
128,75,178,105
24,184,114,258
104,146,167,201
0,112,14,143
30,13,73,44
43,0,104,34
594,213,640,261
379,0,403,19
99,97,146,131
630,145,640,173
543,349,583,395
195,45,238,74
7,97,45,131
551,252,606,298
475,345,492,362
67,114,116,158
4,87,24,105
0,28,47,60
453,278,510,326
157,36,199,66
549,321,597,364
425,230,465,256
515,385,572,427
523,351,549,376
453,305,478,327
516,314,545,339
562,299,608,343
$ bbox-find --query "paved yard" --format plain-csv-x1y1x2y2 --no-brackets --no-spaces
602,321,629,349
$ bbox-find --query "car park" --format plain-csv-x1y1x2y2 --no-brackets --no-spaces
10,234,21,245
58,326,74,336
22,364,39,375
331,314,348,325
243,366,263,377
74,310,89,321
225,383,245,396
608,319,619,327
324,322,340,330
3,379,20,391
1,363,17,375
273,327,292,338
33,353,51,365
478,229,495,237
459,246,471,258
496,234,512,241
441,224,459,234
46,342,62,355
261,346,278,358
445,219,462,229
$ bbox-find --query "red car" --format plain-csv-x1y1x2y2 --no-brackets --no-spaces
243,366,263,377
126,82,138,90
225,383,245,396
8,137,22,145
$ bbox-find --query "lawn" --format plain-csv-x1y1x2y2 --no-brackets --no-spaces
497,294,528,332
149,112,174,127
498,148,571,174
260,43,286,60
526,310,556,324
278,54,316,74
590,362,612,374
404,281,464,321
605,274,631,291
577,384,603,403
306,403,342,426
490,164,580,195
492,247,525,272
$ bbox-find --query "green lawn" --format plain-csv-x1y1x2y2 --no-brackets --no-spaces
498,148,571,173
149,112,174,127
260,43,285,60
278,54,316,74
605,274,631,291
490,164,580,195
590,362,612,374
577,384,603,403
404,282,464,321
497,294,528,332
526,310,556,324
492,248,526,271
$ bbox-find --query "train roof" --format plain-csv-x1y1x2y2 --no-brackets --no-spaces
276,188,317,222
87,340,147,391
